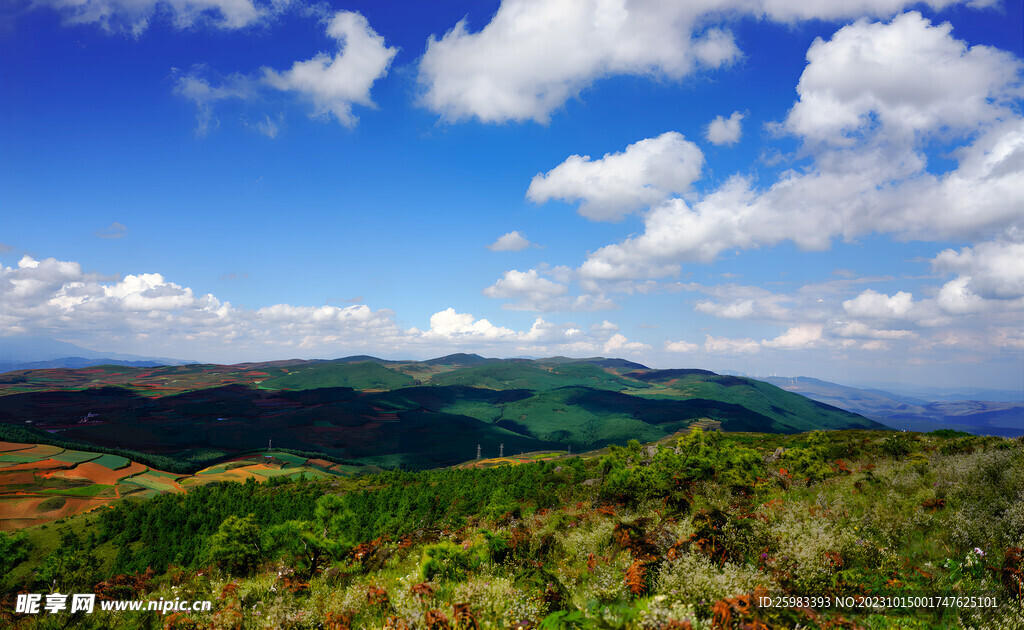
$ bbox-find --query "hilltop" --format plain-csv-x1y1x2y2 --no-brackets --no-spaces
0,355,884,472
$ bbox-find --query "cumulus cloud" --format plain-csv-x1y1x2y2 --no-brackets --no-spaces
417,0,987,124
785,12,1020,146
705,111,744,146
665,339,699,352
604,333,650,353
487,231,533,252
418,1,743,123
575,13,1024,281
172,11,395,133
527,132,704,221
932,240,1024,300
262,11,397,127
842,289,914,319
483,269,615,312
1,254,656,361
762,324,823,349
34,0,265,35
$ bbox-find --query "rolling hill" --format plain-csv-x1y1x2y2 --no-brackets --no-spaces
0,355,886,471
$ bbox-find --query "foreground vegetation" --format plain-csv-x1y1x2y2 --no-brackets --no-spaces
3,429,1023,629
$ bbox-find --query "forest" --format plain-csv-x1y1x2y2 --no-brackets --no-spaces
3,428,1024,629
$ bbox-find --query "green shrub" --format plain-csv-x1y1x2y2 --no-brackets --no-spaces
420,541,485,582
207,514,262,576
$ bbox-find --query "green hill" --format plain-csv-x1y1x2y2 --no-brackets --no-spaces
629,370,880,432
428,361,645,391
258,361,415,391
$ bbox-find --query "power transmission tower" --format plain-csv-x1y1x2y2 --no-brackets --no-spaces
499,443,504,457
476,444,481,460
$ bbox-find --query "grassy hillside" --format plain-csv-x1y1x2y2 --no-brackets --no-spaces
258,361,416,390
630,370,880,432
428,361,646,391
0,358,887,475
3,429,1022,629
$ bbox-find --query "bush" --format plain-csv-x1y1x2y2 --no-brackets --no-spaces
207,514,262,576
420,541,485,583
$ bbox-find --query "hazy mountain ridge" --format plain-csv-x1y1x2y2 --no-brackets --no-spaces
763,376,1024,437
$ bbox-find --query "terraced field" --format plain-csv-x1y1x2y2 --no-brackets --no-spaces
0,442,370,530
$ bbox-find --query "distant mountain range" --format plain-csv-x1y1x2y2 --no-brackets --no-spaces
763,376,1024,437
0,354,884,470
0,337,193,373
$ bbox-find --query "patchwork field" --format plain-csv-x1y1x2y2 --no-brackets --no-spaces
0,443,372,530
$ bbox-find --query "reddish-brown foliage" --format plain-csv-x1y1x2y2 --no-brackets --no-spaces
625,559,648,596
823,551,844,569
367,586,390,607
614,519,658,559
218,582,238,601
326,610,354,630
921,498,946,512
411,581,435,599
385,617,412,630
424,608,451,629
587,552,597,572
94,567,155,600
710,587,770,630
163,612,200,630
453,602,480,630
1003,547,1024,600
278,573,310,594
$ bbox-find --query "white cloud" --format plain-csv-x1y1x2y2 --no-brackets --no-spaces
936,277,988,315
527,132,704,221
417,0,986,124
603,333,650,353
932,240,1024,300
762,324,823,349
34,0,265,35
483,269,566,302
785,12,1020,146
842,289,914,319
3,254,654,360
705,111,744,146
422,308,516,339
704,334,760,354
829,320,915,340
483,269,615,312
576,13,1024,281
487,231,533,252
262,11,397,127
665,339,699,352
418,1,741,123
695,299,755,319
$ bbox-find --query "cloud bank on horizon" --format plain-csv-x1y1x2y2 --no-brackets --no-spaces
2,0,1022,388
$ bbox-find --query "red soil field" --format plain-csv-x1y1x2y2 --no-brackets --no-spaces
0,471,36,486
2,459,75,472
52,461,147,485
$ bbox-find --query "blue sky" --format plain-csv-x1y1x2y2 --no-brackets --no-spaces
1,0,1022,389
